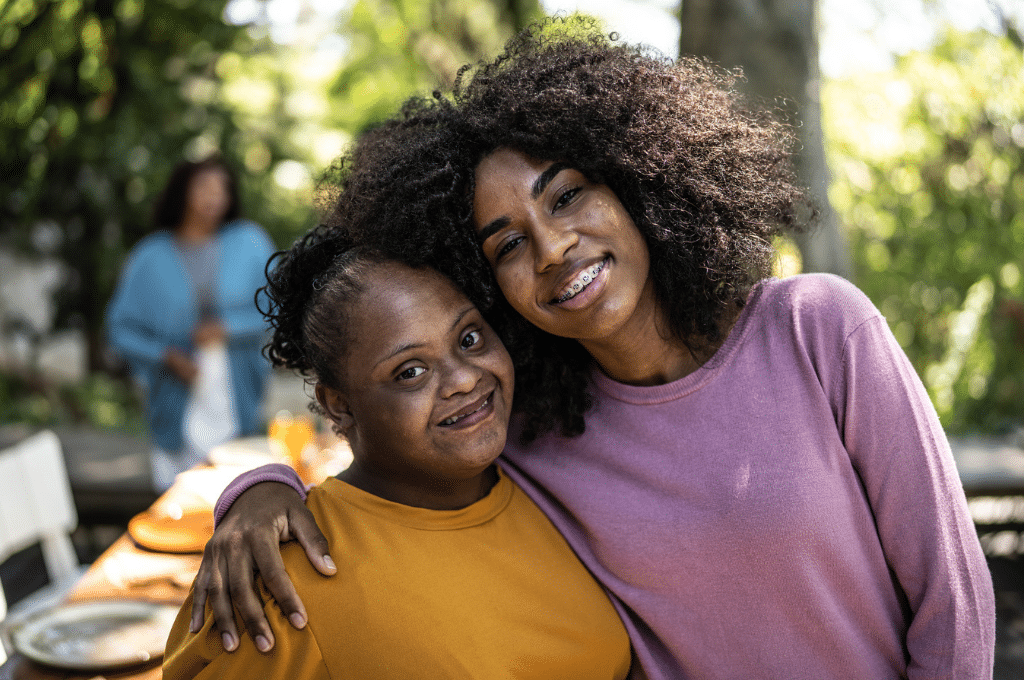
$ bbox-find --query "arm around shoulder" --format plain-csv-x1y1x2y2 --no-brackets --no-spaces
192,464,332,653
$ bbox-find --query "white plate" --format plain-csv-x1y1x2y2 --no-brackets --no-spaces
10,600,180,671
206,436,277,469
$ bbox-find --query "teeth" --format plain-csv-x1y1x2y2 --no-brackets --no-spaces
556,261,605,302
440,396,489,427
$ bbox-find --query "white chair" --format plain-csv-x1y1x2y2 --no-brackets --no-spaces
0,429,84,646
0,584,6,663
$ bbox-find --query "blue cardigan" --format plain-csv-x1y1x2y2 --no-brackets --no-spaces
106,220,276,452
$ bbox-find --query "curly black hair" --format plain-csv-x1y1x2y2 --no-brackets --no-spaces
257,225,386,399
317,17,810,442
152,155,241,231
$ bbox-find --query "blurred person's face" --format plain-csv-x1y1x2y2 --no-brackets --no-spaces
186,167,232,227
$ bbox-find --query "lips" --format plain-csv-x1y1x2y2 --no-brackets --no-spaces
437,391,494,428
552,257,609,304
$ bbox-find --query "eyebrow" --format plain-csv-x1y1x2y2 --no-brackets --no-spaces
477,216,510,244
375,305,477,368
532,162,571,200
476,162,573,244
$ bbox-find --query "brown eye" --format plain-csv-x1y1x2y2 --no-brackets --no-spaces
397,366,426,381
460,330,482,350
553,186,581,211
496,236,524,260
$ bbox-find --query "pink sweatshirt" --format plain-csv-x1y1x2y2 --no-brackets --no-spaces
218,274,994,679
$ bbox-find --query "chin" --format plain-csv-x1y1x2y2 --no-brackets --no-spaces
465,431,507,468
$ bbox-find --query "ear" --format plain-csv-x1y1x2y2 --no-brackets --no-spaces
315,383,355,435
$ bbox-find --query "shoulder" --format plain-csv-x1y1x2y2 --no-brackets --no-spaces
303,480,348,524
273,483,382,636
754,273,881,333
278,482,356,578
125,231,174,262
165,585,331,680
118,232,176,281
758,273,874,313
738,274,889,370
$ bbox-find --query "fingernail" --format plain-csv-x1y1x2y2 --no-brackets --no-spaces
189,618,200,633
323,555,336,570
222,632,237,651
256,635,271,653
290,612,307,629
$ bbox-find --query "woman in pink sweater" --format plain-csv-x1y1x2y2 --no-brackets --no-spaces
193,21,994,679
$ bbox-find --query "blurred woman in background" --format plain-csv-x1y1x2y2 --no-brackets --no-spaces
106,155,275,491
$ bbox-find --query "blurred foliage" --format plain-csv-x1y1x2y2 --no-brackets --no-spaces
825,28,1024,433
327,0,539,134
0,370,146,432
0,0,537,430
0,0,315,376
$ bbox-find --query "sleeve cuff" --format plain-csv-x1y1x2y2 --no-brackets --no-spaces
213,463,310,527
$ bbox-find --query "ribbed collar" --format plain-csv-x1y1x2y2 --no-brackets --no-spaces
317,467,515,530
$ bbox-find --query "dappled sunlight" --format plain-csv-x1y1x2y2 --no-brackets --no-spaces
772,236,802,278
824,28,1024,432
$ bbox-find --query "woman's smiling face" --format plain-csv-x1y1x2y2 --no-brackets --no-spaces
318,262,513,510
473,148,656,345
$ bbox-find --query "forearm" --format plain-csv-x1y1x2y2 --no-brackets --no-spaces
107,317,174,365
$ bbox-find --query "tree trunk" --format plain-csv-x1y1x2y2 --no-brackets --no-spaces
679,0,852,279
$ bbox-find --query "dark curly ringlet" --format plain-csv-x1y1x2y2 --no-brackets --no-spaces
257,224,391,408
309,16,811,442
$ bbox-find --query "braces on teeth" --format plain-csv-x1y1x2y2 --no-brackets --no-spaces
558,261,605,302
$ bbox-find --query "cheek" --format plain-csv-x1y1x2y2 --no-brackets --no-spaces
395,392,434,424
634,241,652,287
495,266,544,321
368,392,431,432
613,216,650,279
488,348,514,392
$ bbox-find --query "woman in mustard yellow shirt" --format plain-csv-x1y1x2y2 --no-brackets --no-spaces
163,226,641,679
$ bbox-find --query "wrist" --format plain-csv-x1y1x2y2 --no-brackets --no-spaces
213,463,309,527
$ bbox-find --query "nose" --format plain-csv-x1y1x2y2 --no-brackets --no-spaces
532,222,578,273
440,354,483,399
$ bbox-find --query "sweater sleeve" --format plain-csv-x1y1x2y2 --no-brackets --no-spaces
106,248,174,365
219,223,276,339
163,585,331,680
832,314,995,678
213,463,308,527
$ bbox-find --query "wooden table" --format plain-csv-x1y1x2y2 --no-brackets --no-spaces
0,436,351,680
0,503,204,679
949,435,1024,499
